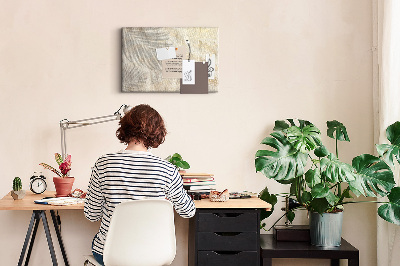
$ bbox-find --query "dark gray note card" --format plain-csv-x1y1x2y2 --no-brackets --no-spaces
180,62,208,94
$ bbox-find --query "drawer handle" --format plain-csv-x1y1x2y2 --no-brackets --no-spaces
214,232,242,236
212,251,242,255
213,213,243,218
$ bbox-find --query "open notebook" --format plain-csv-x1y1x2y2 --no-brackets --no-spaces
34,197,84,206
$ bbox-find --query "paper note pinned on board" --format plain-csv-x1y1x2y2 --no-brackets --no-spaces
182,60,195,84
206,54,216,79
156,47,176,60
162,45,189,78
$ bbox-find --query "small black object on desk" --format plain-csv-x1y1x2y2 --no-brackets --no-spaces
188,192,202,200
273,225,310,242
260,234,359,266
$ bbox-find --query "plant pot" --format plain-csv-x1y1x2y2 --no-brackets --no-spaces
309,211,343,247
11,190,26,200
178,170,186,174
53,177,75,197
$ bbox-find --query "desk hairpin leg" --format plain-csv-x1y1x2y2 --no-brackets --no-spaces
50,210,69,266
18,211,38,266
23,212,40,265
18,210,70,266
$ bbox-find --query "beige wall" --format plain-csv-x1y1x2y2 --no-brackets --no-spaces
0,1,376,265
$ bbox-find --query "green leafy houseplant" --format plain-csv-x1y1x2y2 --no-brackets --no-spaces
166,153,190,171
255,119,400,229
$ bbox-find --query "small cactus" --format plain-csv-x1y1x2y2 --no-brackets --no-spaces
13,177,22,191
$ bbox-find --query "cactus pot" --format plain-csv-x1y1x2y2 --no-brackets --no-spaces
53,177,75,197
309,211,343,247
11,190,26,200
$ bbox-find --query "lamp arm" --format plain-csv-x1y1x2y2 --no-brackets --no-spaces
60,104,130,160
61,126,67,160
67,114,117,124
62,115,119,129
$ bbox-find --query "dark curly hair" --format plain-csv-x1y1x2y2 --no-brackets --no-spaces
116,104,167,148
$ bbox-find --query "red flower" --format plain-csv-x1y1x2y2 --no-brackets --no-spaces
59,162,71,176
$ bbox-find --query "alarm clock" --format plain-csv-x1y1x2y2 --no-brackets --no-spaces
30,173,47,194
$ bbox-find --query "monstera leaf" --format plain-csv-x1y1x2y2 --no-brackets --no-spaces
255,131,308,182
259,186,278,223
350,154,395,197
314,145,329,158
305,168,322,188
378,187,400,225
273,119,313,132
309,198,330,214
285,125,322,153
327,120,350,142
376,121,400,166
320,153,356,183
310,183,337,207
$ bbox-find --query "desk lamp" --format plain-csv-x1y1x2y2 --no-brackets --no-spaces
59,104,131,160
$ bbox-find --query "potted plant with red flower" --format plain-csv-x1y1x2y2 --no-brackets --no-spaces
40,153,74,197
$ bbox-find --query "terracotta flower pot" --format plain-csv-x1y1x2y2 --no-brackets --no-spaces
53,177,75,197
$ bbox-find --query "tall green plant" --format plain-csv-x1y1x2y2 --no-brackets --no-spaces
255,119,400,228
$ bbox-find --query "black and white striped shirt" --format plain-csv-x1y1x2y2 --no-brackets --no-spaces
84,150,196,255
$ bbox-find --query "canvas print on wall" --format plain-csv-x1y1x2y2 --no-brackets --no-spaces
122,27,219,93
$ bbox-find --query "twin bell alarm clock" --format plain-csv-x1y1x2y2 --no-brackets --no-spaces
30,172,47,194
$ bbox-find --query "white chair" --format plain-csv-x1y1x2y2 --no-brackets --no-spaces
84,199,176,266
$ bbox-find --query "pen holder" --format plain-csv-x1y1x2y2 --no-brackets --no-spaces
210,189,229,202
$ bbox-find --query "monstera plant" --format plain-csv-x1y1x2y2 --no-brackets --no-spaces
255,119,400,230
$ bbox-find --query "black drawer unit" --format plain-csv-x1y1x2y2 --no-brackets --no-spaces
189,209,261,266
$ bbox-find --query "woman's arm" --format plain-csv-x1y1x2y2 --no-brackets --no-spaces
166,169,196,218
84,163,104,222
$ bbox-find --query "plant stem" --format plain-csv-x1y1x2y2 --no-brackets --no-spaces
267,212,288,231
341,200,389,205
334,136,342,198
337,187,350,205
297,177,302,204
330,183,338,189
336,137,339,158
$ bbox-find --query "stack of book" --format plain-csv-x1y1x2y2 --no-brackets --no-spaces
181,173,215,194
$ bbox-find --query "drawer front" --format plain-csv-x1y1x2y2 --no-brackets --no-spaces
198,212,258,232
197,232,258,251
198,251,259,266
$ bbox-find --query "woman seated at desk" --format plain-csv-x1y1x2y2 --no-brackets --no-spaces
84,104,196,266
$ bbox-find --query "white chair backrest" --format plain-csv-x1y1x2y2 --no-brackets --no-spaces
103,199,176,266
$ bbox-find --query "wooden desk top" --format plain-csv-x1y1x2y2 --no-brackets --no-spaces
194,197,271,210
0,192,271,211
0,191,84,210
